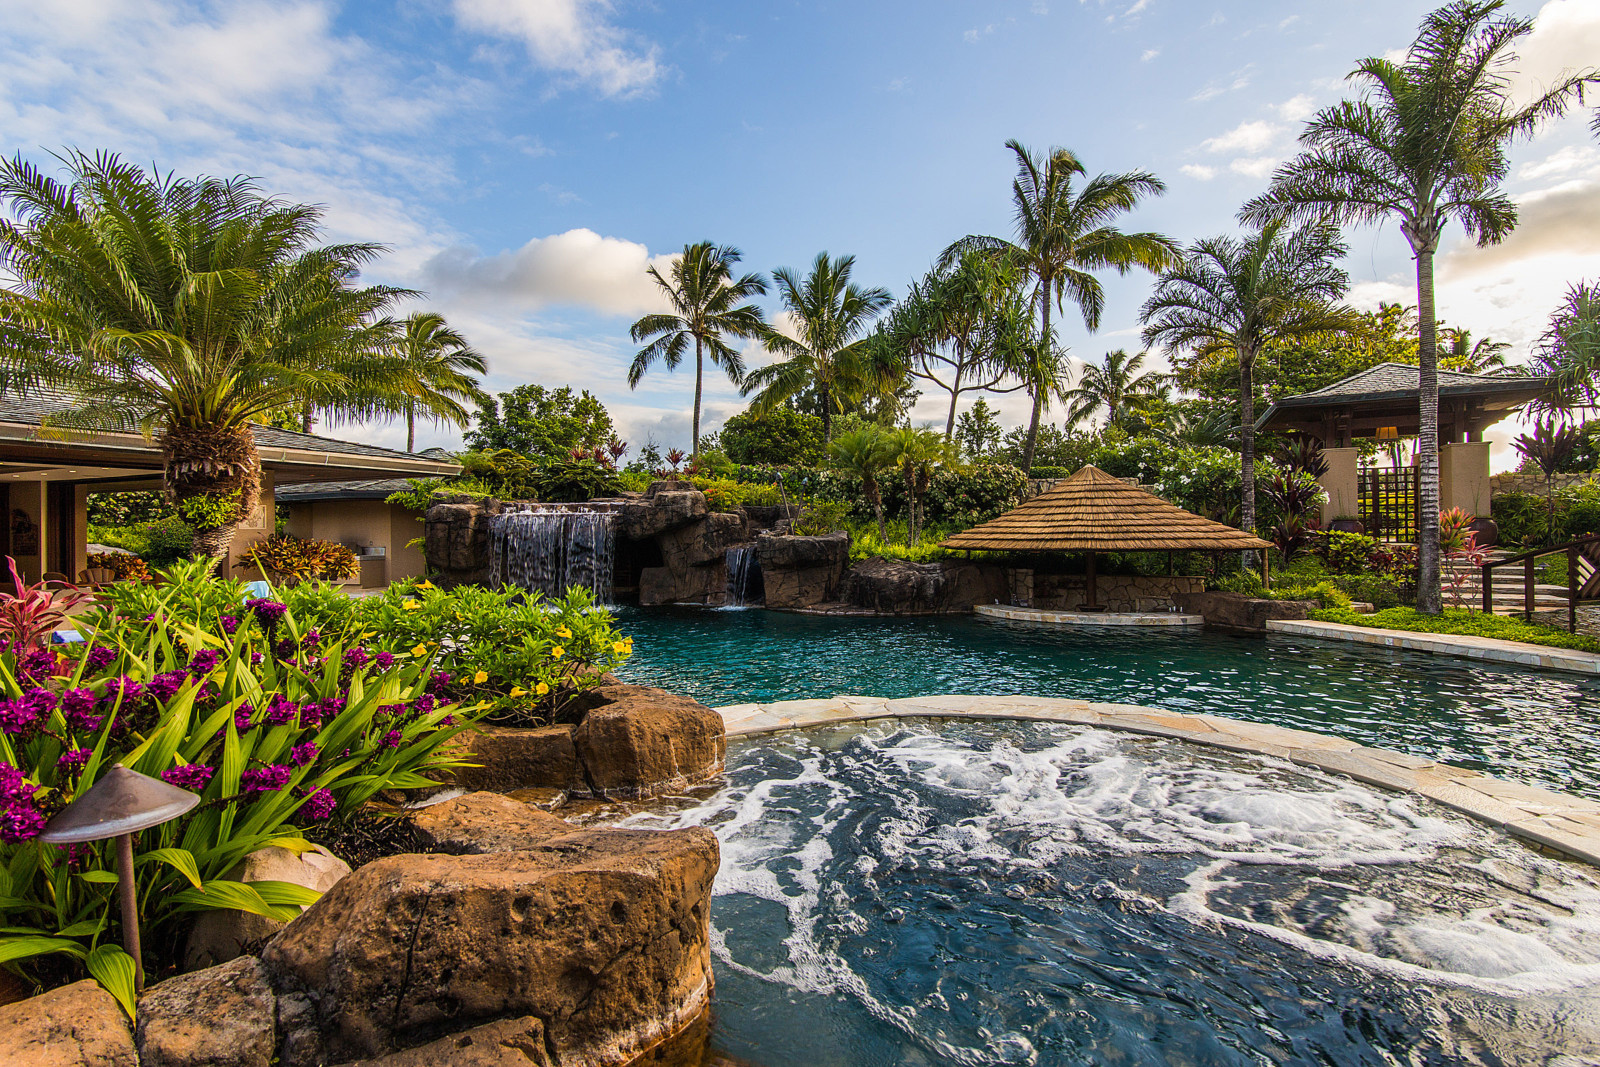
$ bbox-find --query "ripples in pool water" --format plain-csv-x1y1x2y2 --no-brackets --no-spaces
628,719,1600,1066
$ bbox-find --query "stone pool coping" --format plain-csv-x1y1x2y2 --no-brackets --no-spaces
712,694,1600,867
975,605,1205,626
1267,618,1600,675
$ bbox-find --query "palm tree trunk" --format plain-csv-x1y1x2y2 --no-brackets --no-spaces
1415,249,1442,614
692,336,704,460
903,466,917,546
300,403,312,434
407,409,416,453
1238,344,1257,570
820,384,833,443
1021,287,1052,471
868,476,886,541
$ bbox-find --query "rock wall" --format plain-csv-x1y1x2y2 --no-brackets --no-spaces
1011,571,1206,612
844,558,1007,615
1177,590,1319,633
757,531,850,609
423,495,503,589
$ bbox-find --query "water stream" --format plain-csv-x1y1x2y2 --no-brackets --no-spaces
488,504,618,603
725,545,762,607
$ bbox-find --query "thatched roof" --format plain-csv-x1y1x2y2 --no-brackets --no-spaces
940,464,1272,552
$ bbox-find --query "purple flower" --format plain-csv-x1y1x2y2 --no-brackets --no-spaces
374,651,395,671
301,698,342,728
0,761,32,802
427,671,451,696
265,695,299,726
188,649,223,676
377,702,407,720
60,688,101,730
288,741,319,767
0,803,45,843
380,729,402,749
234,703,255,732
301,630,321,651
414,694,436,716
141,613,157,622
300,788,336,820
250,652,264,666
246,599,288,627
343,647,370,669
146,670,188,703
219,615,239,635
441,714,457,726
99,677,144,708
84,646,116,672
274,638,297,660
57,747,92,772
241,764,292,793
0,698,41,737
161,764,214,791
18,648,56,683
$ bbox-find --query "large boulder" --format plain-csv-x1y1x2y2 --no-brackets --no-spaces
185,845,351,970
261,828,720,1066
757,531,850,609
1177,591,1319,634
423,498,502,587
409,791,574,854
637,564,721,607
844,558,1006,614
570,684,728,799
450,724,586,794
618,490,708,541
136,956,276,1067
658,511,745,572
0,979,136,1067
339,1016,553,1066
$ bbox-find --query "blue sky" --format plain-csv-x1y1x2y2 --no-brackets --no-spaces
1,1,1595,468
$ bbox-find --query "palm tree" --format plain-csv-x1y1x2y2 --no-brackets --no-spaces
1241,0,1595,613
887,426,950,545
386,312,488,452
949,140,1179,469
1141,219,1353,551
629,242,768,458
742,252,892,441
0,152,404,561
1439,326,1510,374
827,425,895,540
1061,349,1170,431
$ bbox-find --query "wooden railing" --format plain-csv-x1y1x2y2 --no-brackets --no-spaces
1481,533,1600,632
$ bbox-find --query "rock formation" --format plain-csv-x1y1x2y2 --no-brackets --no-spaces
756,531,850,609
0,979,136,1067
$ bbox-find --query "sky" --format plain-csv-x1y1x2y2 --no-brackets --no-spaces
0,0,1595,471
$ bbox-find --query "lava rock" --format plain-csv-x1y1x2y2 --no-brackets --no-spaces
408,791,574,853
570,684,728,799
756,531,850,608
336,1016,553,1066
136,956,276,1067
449,724,587,793
843,558,1006,614
617,490,708,541
1177,591,1319,634
0,979,137,1067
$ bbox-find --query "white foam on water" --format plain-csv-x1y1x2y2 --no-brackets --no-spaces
628,718,1600,1057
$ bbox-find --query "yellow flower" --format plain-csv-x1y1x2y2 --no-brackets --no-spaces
535,681,550,696
402,599,421,611
416,580,435,589
473,670,488,684
410,643,429,657
612,641,629,656
556,626,572,640
509,686,527,698
550,645,564,659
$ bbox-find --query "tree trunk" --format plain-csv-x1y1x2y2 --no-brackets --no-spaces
691,336,704,460
301,403,312,434
1415,249,1442,614
867,476,886,541
820,384,832,443
903,466,917,546
1021,286,1052,471
944,360,964,439
162,423,261,567
1239,343,1257,569
407,410,415,453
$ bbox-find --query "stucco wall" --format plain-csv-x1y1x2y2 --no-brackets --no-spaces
283,498,427,585
224,471,275,580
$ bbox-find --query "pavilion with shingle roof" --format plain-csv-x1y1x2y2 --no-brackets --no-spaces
941,465,1270,610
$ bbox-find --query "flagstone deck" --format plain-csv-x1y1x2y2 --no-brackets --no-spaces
713,694,1600,868
975,605,1205,626
1267,618,1600,675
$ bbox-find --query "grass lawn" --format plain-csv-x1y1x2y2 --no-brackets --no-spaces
1309,605,1600,655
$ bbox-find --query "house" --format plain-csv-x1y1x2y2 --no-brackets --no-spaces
275,479,430,587
0,393,458,582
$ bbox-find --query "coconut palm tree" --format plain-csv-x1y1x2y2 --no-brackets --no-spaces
742,252,892,441
629,242,768,459
1141,219,1353,552
385,311,488,452
827,425,896,540
1241,0,1595,613
0,152,405,561
948,140,1179,470
1061,349,1170,432
1439,326,1510,374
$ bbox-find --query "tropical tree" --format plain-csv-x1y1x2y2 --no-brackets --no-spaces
630,242,768,458
384,311,488,452
1141,219,1353,550
465,384,614,458
827,425,896,540
1439,325,1510,374
1061,349,1170,432
949,140,1179,469
742,252,892,441
955,397,1003,460
1530,282,1600,418
0,152,405,561
1241,0,1595,612
887,426,951,545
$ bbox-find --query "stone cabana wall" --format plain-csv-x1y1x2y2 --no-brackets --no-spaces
1007,569,1205,612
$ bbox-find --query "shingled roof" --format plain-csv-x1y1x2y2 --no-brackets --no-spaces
1259,361,1544,417
940,465,1271,552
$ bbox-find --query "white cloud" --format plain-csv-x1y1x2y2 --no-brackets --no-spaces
1228,156,1278,178
1179,163,1217,180
1276,94,1316,122
1517,144,1600,182
1507,0,1600,108
1201,119,1280,154
1440,180,1600,280
421,229,675,316
452,0,661,97
1140,48,1160,62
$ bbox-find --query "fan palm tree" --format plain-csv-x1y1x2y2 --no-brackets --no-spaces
1241,0,1595,612
1141,219,1354,551
742,252,892,441
629,242,768,458
1061,349,1170,431
948,140,1179,469
385,311,488,452
827,425,896,540
0,152,405,561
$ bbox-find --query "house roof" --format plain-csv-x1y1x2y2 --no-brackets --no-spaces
1257,362,1547,429
940,464,1272,553
275,478,416,502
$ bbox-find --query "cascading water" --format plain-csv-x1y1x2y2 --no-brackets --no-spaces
489,504,617,603
724,545,762,607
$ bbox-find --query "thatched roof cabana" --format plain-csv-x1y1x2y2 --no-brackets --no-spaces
941,464,1271,610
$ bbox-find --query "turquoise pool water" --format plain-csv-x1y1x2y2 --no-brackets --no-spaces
611,607,1600,801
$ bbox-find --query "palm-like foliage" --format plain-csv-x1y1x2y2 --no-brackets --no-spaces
827,425,896,540
742,252,892,441
1439,326,1510,374
887,426,951,545
0,152,407,560
1061,349,1170,432
1241,0,1595,611
630,242,768,457
383,312,488,452
1142,219,1352,547
948,140,1179,469
1530,283,1600,418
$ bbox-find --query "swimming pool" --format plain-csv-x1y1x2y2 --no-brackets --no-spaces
611,607,1600,801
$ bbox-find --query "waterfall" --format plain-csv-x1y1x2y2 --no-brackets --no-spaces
490,505,617,603
725,544,762,607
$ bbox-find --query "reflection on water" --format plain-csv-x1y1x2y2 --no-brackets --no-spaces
625,720,1600,1066
612,607,1600,800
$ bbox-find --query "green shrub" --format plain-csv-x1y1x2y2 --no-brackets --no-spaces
85,552,151,582
1314,530,1379,573
690,476,782,511
86,490,171,527
88,516,196,566
1028,466,1072,479
792,500,849,536
847,522,958,562
1492,490,1555,547
176,490,242,531
1309,605,1600,654
1,562,476,1010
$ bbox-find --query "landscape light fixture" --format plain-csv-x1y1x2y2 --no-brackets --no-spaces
1376,426,1400,440
39,764,201,991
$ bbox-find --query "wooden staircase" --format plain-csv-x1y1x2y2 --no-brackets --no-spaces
1441,549,1585,615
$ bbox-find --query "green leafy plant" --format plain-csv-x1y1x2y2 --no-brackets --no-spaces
791,501,850,537
1310,605,1600,654
84,554,152,583
237,537,359,585
176,490,243,532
